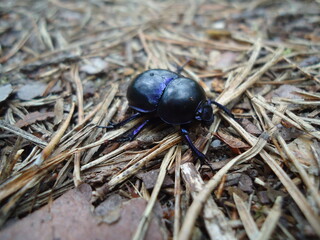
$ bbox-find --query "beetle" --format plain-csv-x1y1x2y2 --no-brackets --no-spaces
98,68,232,169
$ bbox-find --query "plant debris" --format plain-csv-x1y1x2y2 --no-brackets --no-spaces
0,0,319,239
0,84,12,102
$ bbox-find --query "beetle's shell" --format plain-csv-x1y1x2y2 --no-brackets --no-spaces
157,77,206,125
127,69,179,112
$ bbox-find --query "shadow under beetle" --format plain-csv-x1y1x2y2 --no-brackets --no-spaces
98,68,232,170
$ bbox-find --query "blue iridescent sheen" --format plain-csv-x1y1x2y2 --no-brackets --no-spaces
98,68,232,171
126,69,179,112
157,77,207,125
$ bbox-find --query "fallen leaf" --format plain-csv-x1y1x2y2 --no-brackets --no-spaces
54,98,64,125
271,85,304,100
257,191,270,204
94,194,124,224
215,130,250,149
15,111,55,128
266,188,287,202
0,84,13,102
137,169,174,189
17,82,47,100
80,58,108,74
240,118,262,135
211,78,225,92
209,51,238,70
288,136,317,168
277,124,303,141
0,184,166,240
299,55,320,67
83,81,96,96
238,174,253,193
227,186,248,201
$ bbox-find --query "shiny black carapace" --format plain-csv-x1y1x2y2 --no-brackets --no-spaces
98,69,232,169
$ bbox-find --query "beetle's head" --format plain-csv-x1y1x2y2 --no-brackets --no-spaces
195,100,214,125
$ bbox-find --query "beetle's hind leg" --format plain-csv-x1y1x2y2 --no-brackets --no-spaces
180,127,214,171
175,59,191,74
115,119,150,142
96,112,142,129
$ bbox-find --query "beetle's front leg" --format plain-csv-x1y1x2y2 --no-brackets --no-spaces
176,59,191,74
180,127,214,171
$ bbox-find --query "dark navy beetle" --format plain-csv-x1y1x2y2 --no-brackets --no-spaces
99,69,232,169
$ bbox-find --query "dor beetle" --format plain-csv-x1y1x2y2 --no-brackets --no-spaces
98,68,232,169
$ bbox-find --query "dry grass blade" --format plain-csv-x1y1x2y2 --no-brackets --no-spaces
260,151,320,236
39,18,54,51
285,110,320,140
173,145,182,240
0,120,47,147
107,134,180,188
71,64,84,186
252,95,302,130
132,146,176,240
180,162,236,240
81,141,139,171
92,133,181,201
0,176,41,227
178,134,268,240
35,102,76,165
217,47,283,106
255,100,320,211
224,115,320,237
0,148,74,202
0,31,31,63
71,64,84,123
1,1,319,239
233,193,260,240
277,136,320,209
256,196,282,240
73,152,81,187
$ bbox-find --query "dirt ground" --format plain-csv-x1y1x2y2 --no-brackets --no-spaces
0,0,319,239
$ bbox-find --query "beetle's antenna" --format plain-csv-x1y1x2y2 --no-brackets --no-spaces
176,59,192,74
210,100,234,118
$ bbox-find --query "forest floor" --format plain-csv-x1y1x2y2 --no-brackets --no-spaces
0,0,319,239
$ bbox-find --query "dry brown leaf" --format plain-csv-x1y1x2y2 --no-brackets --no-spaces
0,84,13,102
215,130,250,149
238,174,253,193
287,136,317,167
0,184,165,240
271,85,304,100
94,194,124,224
80,58,108,75
15,111,55,128
16,82,47,101
240,118,263,135
137,169,174,190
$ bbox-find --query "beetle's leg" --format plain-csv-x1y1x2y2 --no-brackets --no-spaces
176,59,191,74
210,101,234,118
116,119,150,142
96,112,142,129
180,128,214,171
